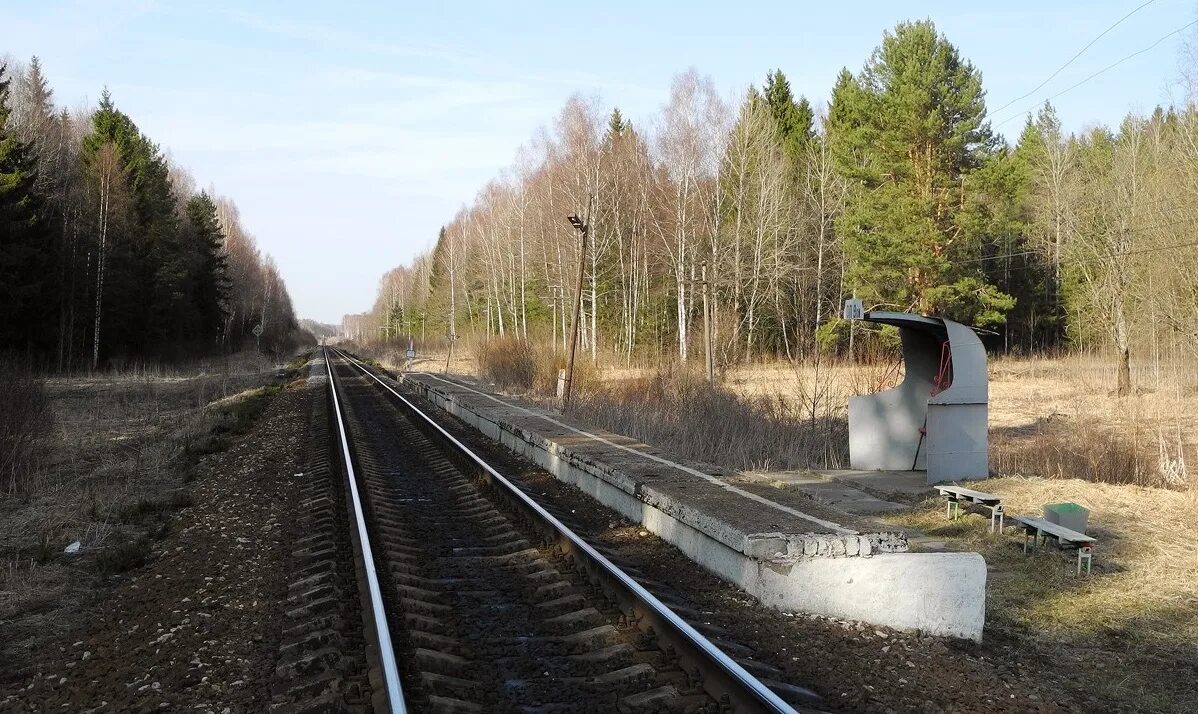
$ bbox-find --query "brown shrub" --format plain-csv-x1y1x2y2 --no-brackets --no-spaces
569,367,847,471
991,416,1180,489
0,356,54,493
475,336,538,391
471,335,602,398
531,347,599,399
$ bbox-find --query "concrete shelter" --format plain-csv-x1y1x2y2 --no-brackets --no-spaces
848,311,988,484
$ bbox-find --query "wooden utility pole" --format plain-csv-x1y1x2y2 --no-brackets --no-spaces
702,263,714,383
563,215,589,409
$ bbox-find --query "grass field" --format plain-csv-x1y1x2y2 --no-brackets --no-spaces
888,477,1198,711
0,352,290,677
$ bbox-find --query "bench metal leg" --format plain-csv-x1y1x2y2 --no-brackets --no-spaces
1077,546,1093,576
989,505,1005,534
946,499,961,521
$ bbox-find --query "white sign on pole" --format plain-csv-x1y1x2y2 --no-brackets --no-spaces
252,323,264,337
405,349,416,360
843,299,864,321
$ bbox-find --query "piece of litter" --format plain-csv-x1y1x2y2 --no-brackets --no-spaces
64,541,81,554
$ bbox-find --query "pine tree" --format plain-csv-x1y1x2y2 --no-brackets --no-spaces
0,63,53,352
827,20,1013,327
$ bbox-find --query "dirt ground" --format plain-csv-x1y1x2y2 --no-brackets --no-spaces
0,358,310,711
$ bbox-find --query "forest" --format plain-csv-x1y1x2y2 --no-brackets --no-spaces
351,20,1198,395
0,57,305,370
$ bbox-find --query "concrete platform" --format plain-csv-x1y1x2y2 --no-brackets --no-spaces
818,469,936,501
740,471,911,516
395,371,986,641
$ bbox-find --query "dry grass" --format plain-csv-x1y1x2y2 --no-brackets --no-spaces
988,354,1194,490
0,355,295,690
560,354,900,472
992,416,1173,488
691,352,1195,490
0,357,54,494
569,365,848,471
0,354,288,651
888,477,1198,711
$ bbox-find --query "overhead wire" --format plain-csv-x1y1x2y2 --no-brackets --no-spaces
993,19,1198,129
947,215,1198,274
987,0,1159,118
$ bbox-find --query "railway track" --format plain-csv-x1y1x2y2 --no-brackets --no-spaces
321,346,806,713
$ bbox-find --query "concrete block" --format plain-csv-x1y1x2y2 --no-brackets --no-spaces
744,553,987,641
745,533,788,560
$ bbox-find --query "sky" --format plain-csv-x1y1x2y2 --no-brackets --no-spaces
3,0,1195,324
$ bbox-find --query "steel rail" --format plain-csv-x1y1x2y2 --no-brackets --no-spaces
328,347,799,714
323,349,407,714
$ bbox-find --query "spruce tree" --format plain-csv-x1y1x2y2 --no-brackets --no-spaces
16,57,56,158
762,69,814,167
185,192,230,344
607,107,628,138
0,64,53,352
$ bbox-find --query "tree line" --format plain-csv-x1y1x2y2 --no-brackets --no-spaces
0,57,305,369
353,20,1198,394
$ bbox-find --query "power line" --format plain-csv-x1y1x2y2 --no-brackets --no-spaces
994,19,1198,129
949,216,1198,271
988,0,1158,118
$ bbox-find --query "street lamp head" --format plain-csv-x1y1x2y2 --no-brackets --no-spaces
567,214,586,232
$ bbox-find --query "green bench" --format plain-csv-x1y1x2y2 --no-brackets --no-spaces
936,485,1004,533
1009,514,1096,575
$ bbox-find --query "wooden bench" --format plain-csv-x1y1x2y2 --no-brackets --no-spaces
936,485,1004,533
1009,515,1096,575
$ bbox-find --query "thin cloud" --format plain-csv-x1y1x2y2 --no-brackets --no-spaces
219,9,492,67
